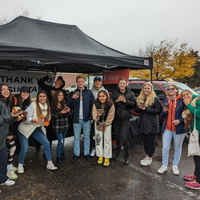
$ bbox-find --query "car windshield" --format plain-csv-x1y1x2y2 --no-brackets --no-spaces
162,83,198,95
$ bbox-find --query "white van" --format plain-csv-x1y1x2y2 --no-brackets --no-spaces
65,83,77,93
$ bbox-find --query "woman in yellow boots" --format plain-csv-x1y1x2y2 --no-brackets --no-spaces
92,90,115,167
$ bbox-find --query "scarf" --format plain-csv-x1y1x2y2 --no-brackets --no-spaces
182,97,199,128
39,102,48,118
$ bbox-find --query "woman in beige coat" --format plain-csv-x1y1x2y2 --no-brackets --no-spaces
92,90,115,167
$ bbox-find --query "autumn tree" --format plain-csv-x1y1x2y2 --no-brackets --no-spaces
0,8,43,26
175,51,200,88
130,40,198,80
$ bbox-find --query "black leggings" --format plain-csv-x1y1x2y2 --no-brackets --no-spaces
194,140,200,184
141,133,156,158
113,118,130,158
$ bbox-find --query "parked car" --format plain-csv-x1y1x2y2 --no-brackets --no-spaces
65,83,89,93
194,87,200,95
104,80,198,124
65,83,77,93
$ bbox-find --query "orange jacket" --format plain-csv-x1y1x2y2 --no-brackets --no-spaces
165,94,182,132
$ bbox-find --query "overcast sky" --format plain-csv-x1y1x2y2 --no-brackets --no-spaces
0,0,200,55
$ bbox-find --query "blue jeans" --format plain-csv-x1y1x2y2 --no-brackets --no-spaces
55,131,67,157
162,129,185,166
18,127,52,163
73,119,91,156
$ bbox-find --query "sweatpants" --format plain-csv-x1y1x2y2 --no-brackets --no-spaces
0,147,8,184
95,123,112,159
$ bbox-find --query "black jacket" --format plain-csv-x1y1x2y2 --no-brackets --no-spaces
37,76,66,103
111,87,136,119
9,94,31,136
94,100,114,125
0,100,15,149
135,97,162,135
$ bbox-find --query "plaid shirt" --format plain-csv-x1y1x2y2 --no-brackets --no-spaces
51,106,70,133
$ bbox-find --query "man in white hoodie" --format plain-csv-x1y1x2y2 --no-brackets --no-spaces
90,76,109,156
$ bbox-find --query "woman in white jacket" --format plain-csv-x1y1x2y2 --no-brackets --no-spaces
17,90,57,173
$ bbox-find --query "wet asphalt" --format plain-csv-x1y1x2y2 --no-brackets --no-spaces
0,135,200,200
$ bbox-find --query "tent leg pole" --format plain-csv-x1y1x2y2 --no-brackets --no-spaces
150,69,153,83
88,74,89,89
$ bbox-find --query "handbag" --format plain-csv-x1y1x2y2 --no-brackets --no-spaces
188,111,200,156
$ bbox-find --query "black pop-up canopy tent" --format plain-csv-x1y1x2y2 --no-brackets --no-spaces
0,16,152,73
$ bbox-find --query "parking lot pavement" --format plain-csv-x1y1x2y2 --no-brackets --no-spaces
1,135,200,200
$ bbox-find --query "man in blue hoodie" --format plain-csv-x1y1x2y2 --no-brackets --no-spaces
68,75,95,162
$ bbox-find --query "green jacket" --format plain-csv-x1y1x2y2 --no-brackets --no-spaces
186,94,200,133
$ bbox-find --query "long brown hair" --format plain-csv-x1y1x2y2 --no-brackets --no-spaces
51,90,66,114
93,90,112,107
0,84,12,107
181,89,194,129
36,90,50,118
18,88,31,110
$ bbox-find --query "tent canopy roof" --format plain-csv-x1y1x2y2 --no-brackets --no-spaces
0,16,152,73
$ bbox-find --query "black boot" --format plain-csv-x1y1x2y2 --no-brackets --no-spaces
71,155,79,163
61,153,68,161
57,157,64,165
114,153,121,161
124,157,129,165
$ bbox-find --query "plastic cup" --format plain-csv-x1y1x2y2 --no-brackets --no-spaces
164,103,169,109
97,109,103,116
23,111,28,118
75,91,79,97
140,102,145,107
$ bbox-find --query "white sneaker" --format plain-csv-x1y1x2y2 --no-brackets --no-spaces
18,164,24,173
140,157,148,164
172,165,180,175
80,135,84,141
0,179,15,186
90,150,96,157
157,165,168,174
141,158,152,166
47,162,57,171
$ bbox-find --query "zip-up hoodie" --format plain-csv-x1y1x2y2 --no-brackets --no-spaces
186,94,200,133
161,94,185,134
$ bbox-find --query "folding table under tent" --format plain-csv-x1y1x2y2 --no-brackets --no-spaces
0,16,152,74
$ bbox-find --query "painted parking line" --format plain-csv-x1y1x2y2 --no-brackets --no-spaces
118,157,200,199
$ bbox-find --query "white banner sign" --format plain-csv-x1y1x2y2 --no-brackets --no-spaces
0,71,54,97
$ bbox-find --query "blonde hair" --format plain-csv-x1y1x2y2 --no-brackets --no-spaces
181,89,193,98
137,82,156,107
166,84,179,96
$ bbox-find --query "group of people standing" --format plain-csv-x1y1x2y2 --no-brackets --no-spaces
0,75,200,190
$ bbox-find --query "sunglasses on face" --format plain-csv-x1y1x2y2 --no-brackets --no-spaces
167,88,175,91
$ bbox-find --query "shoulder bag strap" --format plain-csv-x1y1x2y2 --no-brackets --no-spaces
194,110,197,131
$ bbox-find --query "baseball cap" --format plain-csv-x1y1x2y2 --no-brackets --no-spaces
57,76,64,82
94,76,102,82
57,76,65,88
20,86,30,93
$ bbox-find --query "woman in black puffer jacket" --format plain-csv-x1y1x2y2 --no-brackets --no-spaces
111,79,136,165
135,82,162,167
